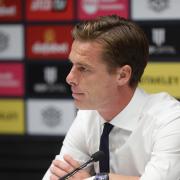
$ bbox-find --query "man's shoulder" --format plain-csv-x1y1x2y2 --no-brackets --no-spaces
147,92,180,110
143,92,180,123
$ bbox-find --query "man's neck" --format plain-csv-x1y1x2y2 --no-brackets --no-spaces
98,86,136,121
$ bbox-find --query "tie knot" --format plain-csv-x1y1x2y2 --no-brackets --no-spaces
103,123,114,135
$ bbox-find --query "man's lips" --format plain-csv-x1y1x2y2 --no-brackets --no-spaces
71,87,85,98
72,92,84,99
71,87,83,94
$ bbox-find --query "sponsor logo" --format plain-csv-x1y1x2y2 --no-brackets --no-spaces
148,0,169,12
27,99,75,135
0,0,22,21
0,31,9,52
34,66,66,93
140,62,180,98
0,111,18,121
149,28,176,54
32,28,68,55
27,26,72,59
0,71,20,88
152,28,165,47
82,0,125,14
44,66,57,84
30,0,67,11
41,106,62,127
26,0,74,21
0,99,24,134
27,63,71,98
82,0,98,14
0,25,24,60
0,0,16,16
0,63,24,96
141,75,178,85
78,0,128,19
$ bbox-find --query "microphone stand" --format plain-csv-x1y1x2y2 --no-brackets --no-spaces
59,158,94,180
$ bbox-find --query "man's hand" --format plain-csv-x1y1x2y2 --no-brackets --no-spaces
50,154,91,180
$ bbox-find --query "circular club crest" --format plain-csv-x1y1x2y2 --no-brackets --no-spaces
148,0,169,12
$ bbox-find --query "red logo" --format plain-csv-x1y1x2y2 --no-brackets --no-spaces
26,25,73,59
26,0,74,21
0,0,22,21
77,0,129,20
0,63,24,96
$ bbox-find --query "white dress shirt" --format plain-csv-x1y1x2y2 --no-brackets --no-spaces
43,88,180,180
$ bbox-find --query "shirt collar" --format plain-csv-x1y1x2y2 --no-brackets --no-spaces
112,87,149,131
99,87,149,131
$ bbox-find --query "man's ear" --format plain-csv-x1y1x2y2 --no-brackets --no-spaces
116,65,132,86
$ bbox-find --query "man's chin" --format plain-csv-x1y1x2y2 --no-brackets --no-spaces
74,101,95,110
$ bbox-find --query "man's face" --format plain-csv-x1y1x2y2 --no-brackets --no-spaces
66,40,119,110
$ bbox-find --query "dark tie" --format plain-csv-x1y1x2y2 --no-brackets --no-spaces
99,122,114,173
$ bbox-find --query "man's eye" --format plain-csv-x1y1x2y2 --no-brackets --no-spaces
78,66,88,72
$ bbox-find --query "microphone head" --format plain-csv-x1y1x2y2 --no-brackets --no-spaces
91,151,105,162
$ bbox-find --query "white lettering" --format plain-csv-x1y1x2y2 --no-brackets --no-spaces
0,80,19,87
31,0,52,11
32,42,69,55
99,4,124,10
0,6,16,16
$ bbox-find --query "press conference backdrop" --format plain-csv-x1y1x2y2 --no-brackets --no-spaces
0,0,180,179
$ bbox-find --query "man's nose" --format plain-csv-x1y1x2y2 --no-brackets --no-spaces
66,67,78,86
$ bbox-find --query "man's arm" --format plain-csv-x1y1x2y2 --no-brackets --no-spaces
50,154,140,180
42,111,94,180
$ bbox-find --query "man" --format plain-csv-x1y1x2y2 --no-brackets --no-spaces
43,15,180,180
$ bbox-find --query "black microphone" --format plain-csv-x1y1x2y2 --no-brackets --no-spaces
59,151,105,180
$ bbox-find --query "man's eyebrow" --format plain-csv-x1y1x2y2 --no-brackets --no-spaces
68,59,93,68
77,62,91,67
